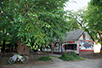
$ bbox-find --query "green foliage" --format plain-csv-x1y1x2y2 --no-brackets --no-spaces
59,52,84,61
71,52,84,60
0,0,69,48
84,0,102,45
90,0,102,7
39,56,52,61
59,52,73,61
67,9,86,31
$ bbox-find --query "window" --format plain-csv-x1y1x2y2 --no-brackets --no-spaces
65,44,77,50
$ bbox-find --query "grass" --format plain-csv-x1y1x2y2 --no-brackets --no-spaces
59,52,84,61
39,56,52,61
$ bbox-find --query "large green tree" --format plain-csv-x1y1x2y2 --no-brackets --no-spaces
84,0,102,45
67,9,86,31
0,0,69,52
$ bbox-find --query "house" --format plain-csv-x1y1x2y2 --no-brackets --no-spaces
53,29,94,55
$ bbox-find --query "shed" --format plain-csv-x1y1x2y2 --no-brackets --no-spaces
53,29,94,54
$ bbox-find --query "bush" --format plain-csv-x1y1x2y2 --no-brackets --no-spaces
59,52,84,61
59,52,74,61
39,56,52,61
71,52,84,60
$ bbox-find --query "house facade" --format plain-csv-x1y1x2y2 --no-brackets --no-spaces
53,29,94,54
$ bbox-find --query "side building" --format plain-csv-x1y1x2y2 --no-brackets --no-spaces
53,29,94,55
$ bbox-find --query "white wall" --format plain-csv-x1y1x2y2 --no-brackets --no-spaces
78,32,94,51
56,32,93,54
62,41,79,54
75,41,79,54
79,32,93,41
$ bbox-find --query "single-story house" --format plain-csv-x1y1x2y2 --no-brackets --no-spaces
53,29,94,55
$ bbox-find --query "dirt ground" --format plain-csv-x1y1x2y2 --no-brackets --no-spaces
0,58,102,68
80,53,102,59
0,53,102,68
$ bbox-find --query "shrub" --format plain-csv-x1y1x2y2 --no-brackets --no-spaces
59,52,74,61
59,52,84,61
39,56,52,61
72,52,84,60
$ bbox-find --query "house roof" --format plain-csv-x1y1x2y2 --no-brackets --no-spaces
63,29,84,42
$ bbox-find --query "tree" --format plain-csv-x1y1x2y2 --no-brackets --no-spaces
67,9,86,31
84,0,102,46
0,15,13,52
0,0,69,54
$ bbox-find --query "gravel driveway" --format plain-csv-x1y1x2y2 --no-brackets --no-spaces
0,58,102,68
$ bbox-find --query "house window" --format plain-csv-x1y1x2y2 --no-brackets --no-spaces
65,44,77,50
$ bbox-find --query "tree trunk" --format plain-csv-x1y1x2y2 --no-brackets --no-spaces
98,32,102,53
2,40,6,52
1,40,6,57
100,38,102,52
17,40,30,55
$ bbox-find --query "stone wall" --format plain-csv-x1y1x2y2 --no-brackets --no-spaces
29,52,49,60
79,51,94,56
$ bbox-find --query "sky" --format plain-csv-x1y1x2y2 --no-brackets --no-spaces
64,0,91,11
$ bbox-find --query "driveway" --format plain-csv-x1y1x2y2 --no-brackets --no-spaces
0,57,102,68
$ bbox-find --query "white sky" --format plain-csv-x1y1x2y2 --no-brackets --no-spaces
64,0,91,11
